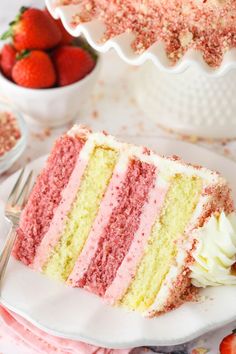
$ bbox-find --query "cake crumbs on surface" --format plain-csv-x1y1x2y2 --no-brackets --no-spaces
0,112,21,157
223,147,231,156
92,110,99,120
156,122,236,144
191,348,209,354
120,125,128,132
26,156,32,164
31,128,52,142
60,0,236,67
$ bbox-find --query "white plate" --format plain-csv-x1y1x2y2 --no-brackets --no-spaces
0,137,236,349
45,0,236,77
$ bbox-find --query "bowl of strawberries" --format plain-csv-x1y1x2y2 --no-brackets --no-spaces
0,6,100,127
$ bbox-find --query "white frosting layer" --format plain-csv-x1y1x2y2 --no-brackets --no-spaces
190,212,236,287
68,125,222,184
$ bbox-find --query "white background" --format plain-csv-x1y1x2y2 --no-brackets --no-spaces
0,0,236,353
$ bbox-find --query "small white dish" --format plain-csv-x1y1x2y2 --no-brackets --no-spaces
46,0,236,77
0,58,101,128
0,137,236,348
0,101,27,174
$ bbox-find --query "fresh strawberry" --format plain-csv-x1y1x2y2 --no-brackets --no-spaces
52,45,95,87
1,7,61,51
220,329,236,354
55,20,74,45
44,8,74,45
12,50,56,88
0,44,16,79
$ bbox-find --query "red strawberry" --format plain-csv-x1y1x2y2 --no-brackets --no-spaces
1,7,61,51
0,44,16,79
55,20,74,45
44,8,74,45
220,329,236,354
12,50,56,89
52,45,95,87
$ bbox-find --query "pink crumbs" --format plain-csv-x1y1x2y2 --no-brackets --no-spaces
79,160,156,296
0,112,21,157
13,135,85,265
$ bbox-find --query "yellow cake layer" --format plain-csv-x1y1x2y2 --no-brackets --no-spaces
43,146,118,281
121,174,202,312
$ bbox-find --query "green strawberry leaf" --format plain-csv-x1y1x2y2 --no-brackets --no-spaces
0,6,28,41
0,28,13,40
19,6,28,14
16,50,31,61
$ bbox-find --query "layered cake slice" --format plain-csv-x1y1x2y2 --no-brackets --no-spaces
13,125,236,316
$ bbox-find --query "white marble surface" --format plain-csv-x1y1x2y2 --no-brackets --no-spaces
0,1,236,353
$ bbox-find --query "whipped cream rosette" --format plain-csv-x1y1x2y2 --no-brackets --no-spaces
190,212,236,287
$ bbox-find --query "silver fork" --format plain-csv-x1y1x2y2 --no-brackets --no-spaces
0,168,33,286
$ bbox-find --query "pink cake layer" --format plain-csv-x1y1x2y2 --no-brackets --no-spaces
13,135,85,265
105,179,168,304
77,160,156,296
32,140,89,271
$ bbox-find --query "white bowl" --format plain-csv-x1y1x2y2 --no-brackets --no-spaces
45,0,236,78
0,58,101,128
0,101,27,174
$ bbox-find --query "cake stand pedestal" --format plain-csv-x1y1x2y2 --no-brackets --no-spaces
134,63,236,139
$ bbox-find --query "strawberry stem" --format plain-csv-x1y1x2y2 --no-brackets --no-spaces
19,6,28,14
15,6,28,22
233,329,236,334
0,6,28,41
16,50,31,60
0,28,13,40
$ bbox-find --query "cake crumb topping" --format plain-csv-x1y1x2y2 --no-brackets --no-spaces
59,0,236,67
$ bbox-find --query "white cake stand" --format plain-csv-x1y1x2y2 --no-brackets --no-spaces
46,0,236,139
133,63,236,139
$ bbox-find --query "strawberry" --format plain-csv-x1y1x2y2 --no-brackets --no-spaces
54,20,74,45
12,50,56,89
1,7,61,51
44,8,74,45
220,329,236,354
52,45,95,87
0,44,16,79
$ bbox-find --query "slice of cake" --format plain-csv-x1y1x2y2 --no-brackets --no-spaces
13,125,236,316
58,0,236,67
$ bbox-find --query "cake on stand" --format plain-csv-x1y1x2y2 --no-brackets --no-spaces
46,0,236,139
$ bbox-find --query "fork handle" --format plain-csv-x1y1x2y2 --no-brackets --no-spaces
0,225,17,287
